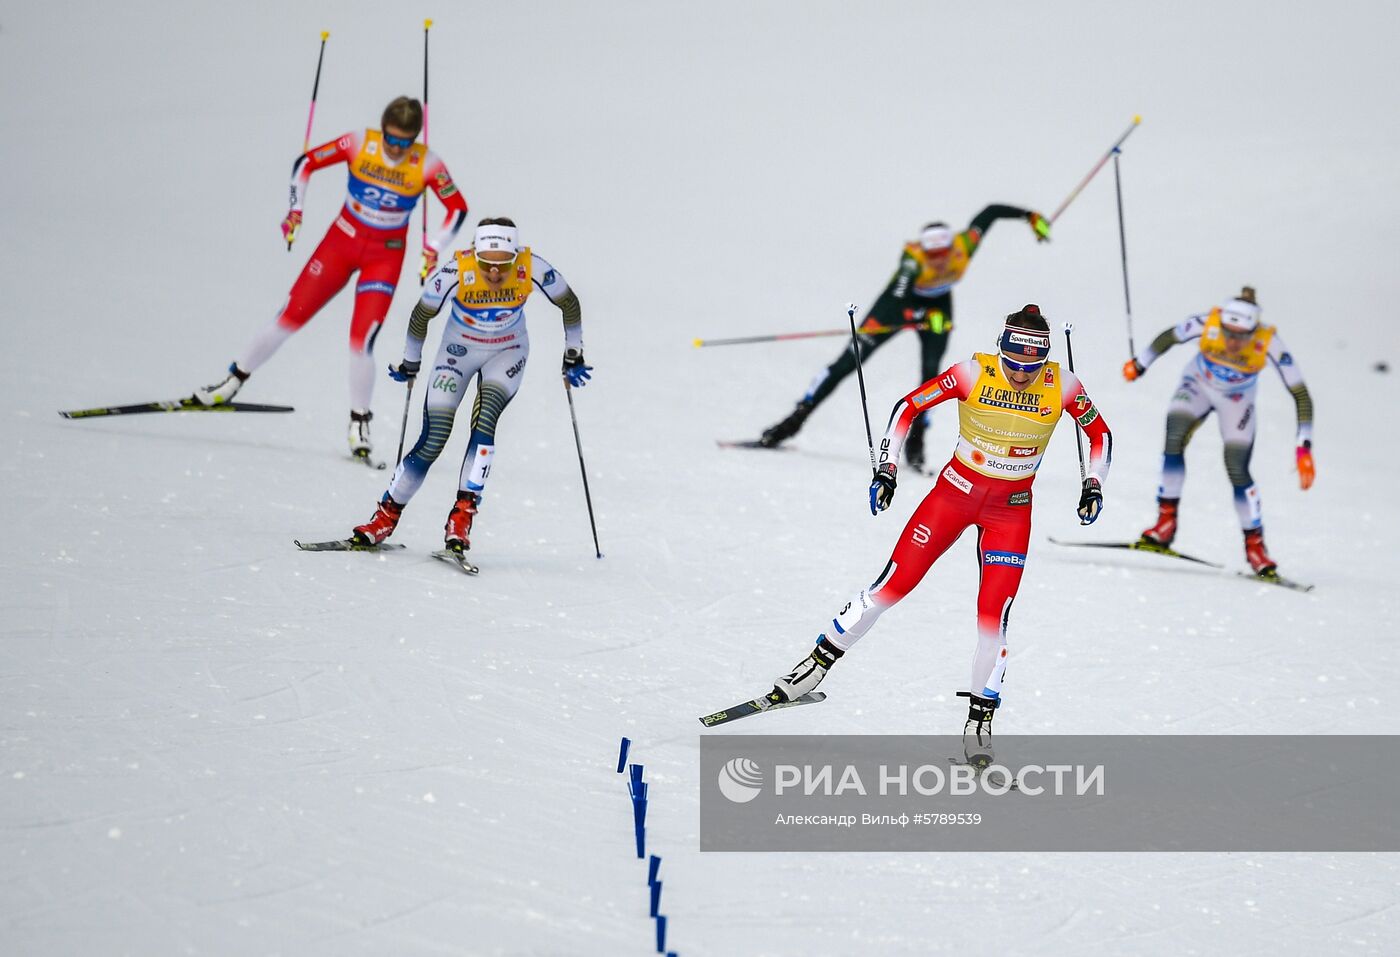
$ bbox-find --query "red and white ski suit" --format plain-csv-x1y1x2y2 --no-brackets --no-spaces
822,353,1112,702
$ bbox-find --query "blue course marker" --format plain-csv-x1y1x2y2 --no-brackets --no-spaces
648,854,661,885
655,914,667,953
650,879,662,917
617,737,631,772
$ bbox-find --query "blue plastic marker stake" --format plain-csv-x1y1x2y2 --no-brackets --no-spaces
632,781,648,804
633,797,647,858
617,737,631,773
634,821,646,858
655,915,667,953
648,854,661,885
650,879,662,917
629,763,644,797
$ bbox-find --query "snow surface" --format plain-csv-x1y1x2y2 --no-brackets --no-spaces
3,1,1399,954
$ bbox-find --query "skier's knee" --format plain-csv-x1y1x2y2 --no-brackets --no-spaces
1163,412,1198,455
1224,443,1253,487
412,408,455,462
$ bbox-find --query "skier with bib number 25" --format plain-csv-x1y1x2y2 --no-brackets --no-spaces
762,305,1111,766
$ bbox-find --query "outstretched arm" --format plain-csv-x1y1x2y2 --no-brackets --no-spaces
1126,314,1206,379
963,203,1045,256
1269,333,1315,488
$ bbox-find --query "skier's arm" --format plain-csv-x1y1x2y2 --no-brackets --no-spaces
532,256,583,353
1127,315,1206,378
420,152,469,256
1061,372,1113,486
288,131,357,212
1268,333,1313,447
403,260,459,364
963,203,1041,257
878,359,978,466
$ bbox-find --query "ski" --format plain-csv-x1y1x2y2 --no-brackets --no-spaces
716,439,791,451
294,539,406,552
947,757,1019,791
351,451,388,471
431,548,480,575
1237,571,1314,593
60,397,294,419
698,691,826,727
1047,536,1223,568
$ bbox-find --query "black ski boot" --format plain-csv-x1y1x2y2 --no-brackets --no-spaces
959,692,998,768
759,400,813,448
905,417,928,472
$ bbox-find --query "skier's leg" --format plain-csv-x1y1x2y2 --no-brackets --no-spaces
444,343,527,550
759,292,901,446
960,487,1033,765
456,344,527,499
773,468,977,700
343,240,406,452
382,334,480,507
908,294,952,469
1144,375,1211,544
1218,392,1275,572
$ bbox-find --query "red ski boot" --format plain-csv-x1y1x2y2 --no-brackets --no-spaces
1243,528,1277,577
352,496,403,545
1139,498,1179,548
444,491,479,553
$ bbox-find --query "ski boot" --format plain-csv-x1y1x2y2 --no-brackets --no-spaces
348,410,373,458
1243,527,1278,578
772,636,843,702
1137,497,1179,549
960,692,998,769
352,495,403,546
444,491,479,553
759,399,813,448
192,363,248,406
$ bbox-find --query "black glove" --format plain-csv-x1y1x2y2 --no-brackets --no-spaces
1077,477,1103,525
562,348,592,387
869,463,897,515
388,359,421,383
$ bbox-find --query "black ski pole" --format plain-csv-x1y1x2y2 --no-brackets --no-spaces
395,378,415,467
562,376,602,559
1062,323,1087,483
1112,150,1136,357
846,303,877,473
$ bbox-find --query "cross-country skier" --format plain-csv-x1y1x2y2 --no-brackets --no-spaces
350,217,589,554
1123,286,1314,578
193,96,469,460
755,206,1051,469
764,305,1111,766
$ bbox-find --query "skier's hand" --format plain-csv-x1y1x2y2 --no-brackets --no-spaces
563,348,592,387
388,359,420,383
419,246,438,282
281,210,303,246
1297,443,1315,490
869,463,897,515
1028,211,1051,243
1077,477,1103,525
1122,358,1145,381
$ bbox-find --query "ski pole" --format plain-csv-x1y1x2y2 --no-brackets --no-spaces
694,313,944,348
420,18,433,285
1112,150,1137,357
395,377,415,467
1048,115,1141,225
291,31,330,251
1062,323,1087,483
562,377,602,559
846,303,877,473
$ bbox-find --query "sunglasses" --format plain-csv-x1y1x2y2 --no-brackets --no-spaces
382,130,416,149
1001,354,1046,375
477,254,516,270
